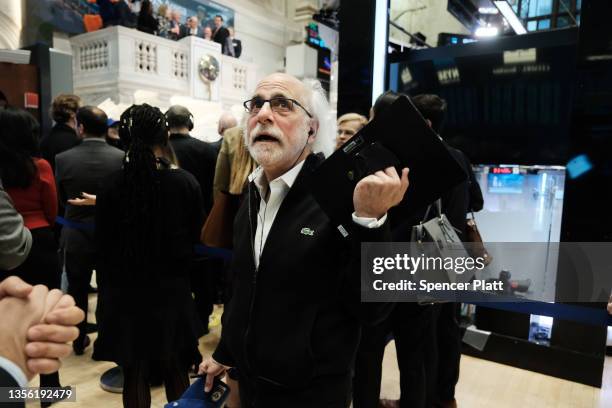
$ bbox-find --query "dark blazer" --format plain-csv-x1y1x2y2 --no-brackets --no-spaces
55,138,124,253
212,153,392,391
209,139,222,155
179,25,203,39
232,38,242,58
0,367,23,407
169,133,217,214
212,26,230,54
40,123,80,172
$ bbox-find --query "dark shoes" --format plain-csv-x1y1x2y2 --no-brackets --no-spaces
73,335,91,355
99,366,123,393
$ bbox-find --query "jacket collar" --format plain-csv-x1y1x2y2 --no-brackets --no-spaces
82,137,106,143
169,132,191,139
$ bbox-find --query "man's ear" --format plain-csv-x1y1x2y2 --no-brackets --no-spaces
308,120,319,143
78,124,85,138
426,119,433,129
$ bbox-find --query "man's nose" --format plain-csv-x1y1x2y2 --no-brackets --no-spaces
255,102,274,123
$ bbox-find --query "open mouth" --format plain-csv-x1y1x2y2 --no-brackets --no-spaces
253,134,280,143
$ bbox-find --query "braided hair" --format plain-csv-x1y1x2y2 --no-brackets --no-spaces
117,104,171,275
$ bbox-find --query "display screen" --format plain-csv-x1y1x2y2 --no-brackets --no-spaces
389,30,578,165
487,173,525,194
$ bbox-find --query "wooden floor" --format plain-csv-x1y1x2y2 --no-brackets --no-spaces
27,295,612,407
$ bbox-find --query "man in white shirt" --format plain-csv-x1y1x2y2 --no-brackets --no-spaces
182,16,204,38
199,73,409,407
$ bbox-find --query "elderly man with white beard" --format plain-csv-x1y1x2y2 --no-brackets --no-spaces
199,73,409,407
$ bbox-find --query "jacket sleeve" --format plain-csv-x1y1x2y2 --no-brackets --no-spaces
465,155,484,212
54,156,67,210
211,335,235,367
213,134,231,198
0,362,28,407
0,189,32,271
341,219,394,326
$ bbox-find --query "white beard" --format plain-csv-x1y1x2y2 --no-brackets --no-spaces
246,120,309,168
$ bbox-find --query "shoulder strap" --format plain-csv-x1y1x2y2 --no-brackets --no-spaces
421,198,442,223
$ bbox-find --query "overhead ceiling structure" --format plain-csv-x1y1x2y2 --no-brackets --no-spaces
448,0,581,37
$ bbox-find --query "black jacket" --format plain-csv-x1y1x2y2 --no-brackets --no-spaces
232,38,242,58
212,153,392,388
213,26,230,54
169,133,217,214
55,138,124,253
0,366,23,407
40,123,80,172
440,147,483,237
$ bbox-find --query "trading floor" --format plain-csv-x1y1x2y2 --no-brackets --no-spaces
25,293,612,408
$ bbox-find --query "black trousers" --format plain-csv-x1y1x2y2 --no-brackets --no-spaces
65,250,97,347
190,257,217,333
0,227,62,394
429,303,462,403
122,358,190,408
238,373,351,408
352,303,435,408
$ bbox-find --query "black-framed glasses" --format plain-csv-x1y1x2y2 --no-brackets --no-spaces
243,97,312,118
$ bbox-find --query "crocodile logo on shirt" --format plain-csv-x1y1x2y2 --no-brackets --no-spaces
300,227,315,236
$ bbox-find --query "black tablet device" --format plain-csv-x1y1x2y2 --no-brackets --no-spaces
310,92,467,226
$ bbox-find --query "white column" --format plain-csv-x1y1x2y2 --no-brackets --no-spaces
0,0,24,49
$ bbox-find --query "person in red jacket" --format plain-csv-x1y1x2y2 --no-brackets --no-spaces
0,107,63,400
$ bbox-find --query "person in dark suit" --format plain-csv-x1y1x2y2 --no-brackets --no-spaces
54,106,124,355
228,27,242,58
166,105,218,335
212,15,231,55
166,105,217,214
197,73,408,407
411,94,483,408
0,276,84,406
115,0,137,28
40,94,81,172
93,104,205,408
354,94,484,408
179,16,204,39
97,0,118,27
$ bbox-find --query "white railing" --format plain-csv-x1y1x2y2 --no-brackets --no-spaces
70,25,257,108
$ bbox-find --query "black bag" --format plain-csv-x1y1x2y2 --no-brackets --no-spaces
311,92,467,226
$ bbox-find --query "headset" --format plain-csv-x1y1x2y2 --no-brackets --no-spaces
165,105,194,131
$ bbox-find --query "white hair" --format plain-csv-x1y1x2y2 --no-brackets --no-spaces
241,76,336,158
302,78,335,158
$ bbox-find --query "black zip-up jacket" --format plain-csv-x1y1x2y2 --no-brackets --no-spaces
212,153,392,388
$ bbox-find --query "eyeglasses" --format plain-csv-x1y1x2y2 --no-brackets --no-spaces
243,97,312,118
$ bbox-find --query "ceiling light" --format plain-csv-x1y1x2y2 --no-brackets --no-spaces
479,7,499,14
475,26,499,37
494,0,527,34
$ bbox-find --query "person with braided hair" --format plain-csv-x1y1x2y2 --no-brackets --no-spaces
93,104,206,408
